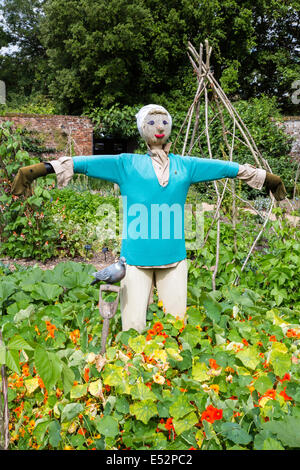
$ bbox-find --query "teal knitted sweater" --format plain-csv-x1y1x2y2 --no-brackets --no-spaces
73,153,239,266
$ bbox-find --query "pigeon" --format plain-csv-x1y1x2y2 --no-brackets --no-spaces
91,257,126,286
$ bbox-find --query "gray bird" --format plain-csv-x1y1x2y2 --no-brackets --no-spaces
90,257,126,286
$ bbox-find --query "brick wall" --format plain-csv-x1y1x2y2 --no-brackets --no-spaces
0,113,94,160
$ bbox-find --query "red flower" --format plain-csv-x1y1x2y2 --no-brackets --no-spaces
84,367,90,383
201,405,223,424
165,417,174,431
279,387,292,402
164,418,176,440
278,373,291,383
264,389,276,399
209,359,220,370
153,322,164,333
269,335,277,342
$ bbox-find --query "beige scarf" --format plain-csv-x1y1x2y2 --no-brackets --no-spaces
147,142,172,187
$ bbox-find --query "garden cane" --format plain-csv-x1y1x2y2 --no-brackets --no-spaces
98,284,120,354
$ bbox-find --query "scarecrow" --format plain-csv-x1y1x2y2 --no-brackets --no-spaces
11,104,286,333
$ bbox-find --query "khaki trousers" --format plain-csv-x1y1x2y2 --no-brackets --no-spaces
120,259,187,332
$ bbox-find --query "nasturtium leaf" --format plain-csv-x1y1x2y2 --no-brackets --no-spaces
70,383,88,399
269,343,291,377
25,377,40,395
185,306,205,326
263,417,300,448
61,403,84,423
166,348,183,362
48,420,62,447
115,396,130,415
5,348,21,374
33,419,50,445
192,362,209,382
144,337,164,356
262,438,284,450
152,349,168,363
95,415,119,438
220,422,252,445
88,379,103,398
68,349,85,367
129,400,158,424
34,346,62,391
173,412,198,436
179,325,202,349
128,335,146,353
105,346,117,361
130,382,157,401
102,364,125,387
8,334,33,351
169,394,194,420
236,346,260,370
199,292,222,323
254,375,274,395
202,419,216,440
61,362,75,395
69,434,85,448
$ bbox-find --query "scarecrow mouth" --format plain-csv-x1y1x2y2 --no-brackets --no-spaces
155,134,165,138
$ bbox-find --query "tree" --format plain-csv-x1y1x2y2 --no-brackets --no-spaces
0,0,299,114
0,0,48,99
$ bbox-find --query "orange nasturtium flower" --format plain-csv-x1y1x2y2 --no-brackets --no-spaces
279,387,293,402
146,322,168,342
209,358,220,370
286,328,300,338
263,389,277,400
164,418,176,440
22,364,30,377
34,325,41,336
70,329,80,344
201,405,223,424
278,373,291,383
84,367,90,383
45,321,57,340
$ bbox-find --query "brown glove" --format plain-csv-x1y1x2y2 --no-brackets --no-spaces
264,172,287,201
11,163,47,197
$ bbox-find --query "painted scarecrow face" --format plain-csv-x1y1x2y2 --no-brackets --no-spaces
136,105,172,147
141,111,172,147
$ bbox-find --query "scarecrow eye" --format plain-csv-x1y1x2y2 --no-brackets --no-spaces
148,120,155,125
163,120,168,125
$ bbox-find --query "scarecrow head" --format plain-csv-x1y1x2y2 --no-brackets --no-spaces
136,104,172,148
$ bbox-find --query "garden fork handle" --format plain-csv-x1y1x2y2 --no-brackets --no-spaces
98,284,120,354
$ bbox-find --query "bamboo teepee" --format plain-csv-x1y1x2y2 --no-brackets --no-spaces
176,40,291,289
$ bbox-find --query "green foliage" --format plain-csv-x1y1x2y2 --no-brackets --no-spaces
0,253,299,450
0,93,57,116
46,187,121,257
0,0,48,101
188,208,300,309
2,0,296,114
85,104,141,140
0,121,59,260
